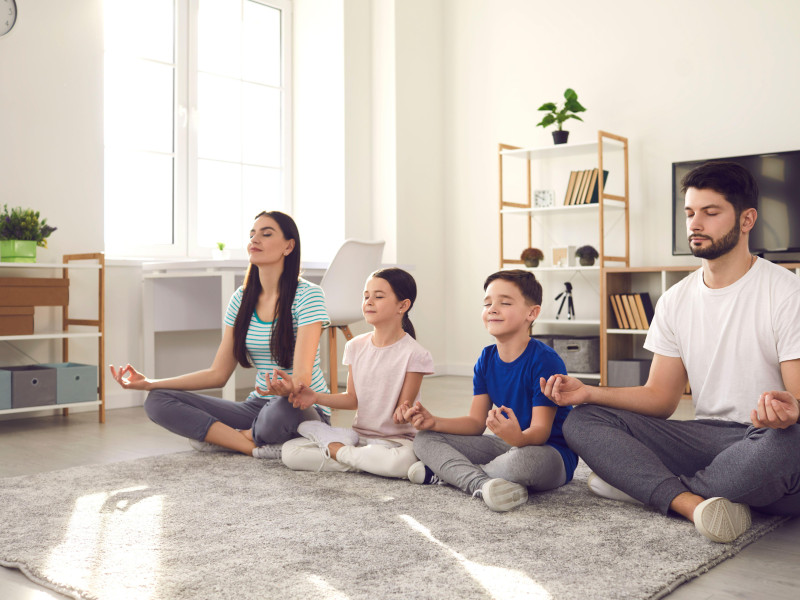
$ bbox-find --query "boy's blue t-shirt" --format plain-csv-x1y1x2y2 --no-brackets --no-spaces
473,337,578,482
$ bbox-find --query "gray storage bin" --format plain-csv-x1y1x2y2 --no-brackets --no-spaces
532,334,570,349
608,359,652,387
41,363,98,404
1,365,57,408
0,369,10,410
554,336,600,373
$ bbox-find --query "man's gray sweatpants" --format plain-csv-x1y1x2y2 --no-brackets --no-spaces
564,404,800,516
413,430,567,495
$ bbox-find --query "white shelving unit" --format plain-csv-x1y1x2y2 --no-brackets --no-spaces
0,254,105,421
498,131,630,382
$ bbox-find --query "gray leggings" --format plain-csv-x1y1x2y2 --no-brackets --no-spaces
413,430,567,495
564,404,800,516
144,389,328,446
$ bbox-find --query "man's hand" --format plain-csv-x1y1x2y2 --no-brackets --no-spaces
404,402,436,431
486,406,522,445
539,374,589,407
751,390,800,429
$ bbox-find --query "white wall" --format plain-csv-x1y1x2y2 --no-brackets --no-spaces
441,0,800,371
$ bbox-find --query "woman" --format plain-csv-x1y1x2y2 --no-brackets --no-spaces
110,211,331,458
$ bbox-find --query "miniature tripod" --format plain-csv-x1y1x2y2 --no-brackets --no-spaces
555,282,575,320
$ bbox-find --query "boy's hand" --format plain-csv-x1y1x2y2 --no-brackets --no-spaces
405,402,436,430
540,374,589,407
393,403,412,424
486,406,522,444
751,390,800,429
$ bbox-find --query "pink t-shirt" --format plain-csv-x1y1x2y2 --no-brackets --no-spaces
343,331,434,440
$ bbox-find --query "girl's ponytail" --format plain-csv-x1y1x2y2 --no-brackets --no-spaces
371,267,417,340
401,312,416,339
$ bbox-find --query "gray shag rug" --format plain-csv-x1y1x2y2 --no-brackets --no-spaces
0,451,789,600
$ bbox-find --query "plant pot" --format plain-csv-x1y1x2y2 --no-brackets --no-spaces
211,249,231,260
0,240,38,263
552,130,569,145
579,256,596,266
524,259,540,268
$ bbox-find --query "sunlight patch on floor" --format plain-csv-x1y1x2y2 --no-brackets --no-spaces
44,486,163,598
307,574,351,600
400,514,551,600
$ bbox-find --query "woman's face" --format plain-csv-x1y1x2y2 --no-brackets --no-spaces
247,215,295,266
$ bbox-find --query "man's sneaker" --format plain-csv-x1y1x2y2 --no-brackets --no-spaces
473,478,528,512
693,497,752,543
407,460,444,485
189,439,237,453
297,421,359,454
587,472,641,505
252,444,282,459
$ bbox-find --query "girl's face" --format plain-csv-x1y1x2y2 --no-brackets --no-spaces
247,215,295,266
362,277,408,327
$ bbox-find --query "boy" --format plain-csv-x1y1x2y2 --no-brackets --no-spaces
403,270,578,512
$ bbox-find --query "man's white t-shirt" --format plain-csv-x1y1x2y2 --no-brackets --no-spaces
644,257,800,424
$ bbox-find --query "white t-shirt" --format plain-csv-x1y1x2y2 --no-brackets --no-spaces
644,258,800,423
343,331,435,440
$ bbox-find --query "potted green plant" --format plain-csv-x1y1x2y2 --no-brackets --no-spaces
575,244,599,266
212,241,230,260
0,205,57,263
536,88,587,145
520,247,544,268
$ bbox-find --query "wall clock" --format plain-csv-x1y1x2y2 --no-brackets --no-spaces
1,0,17,37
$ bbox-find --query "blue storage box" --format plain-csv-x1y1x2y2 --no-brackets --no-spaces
1,365,57,408
41,363,98,404
0,369,10,410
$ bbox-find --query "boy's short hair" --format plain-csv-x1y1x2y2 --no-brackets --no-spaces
680,161,759,216
483,269,542,306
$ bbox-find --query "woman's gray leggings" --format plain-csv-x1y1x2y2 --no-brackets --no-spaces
144,389,328,446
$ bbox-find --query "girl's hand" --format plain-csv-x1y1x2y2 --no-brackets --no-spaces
109,364,151,391
265,369,295,397
290,384,318,410
405,402,436,431
751,391,800,429
486,406,522,444
393,403,412,424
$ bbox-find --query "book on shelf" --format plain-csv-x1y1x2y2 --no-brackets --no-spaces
621,295,641,329
633,292,654,329
563,171,578,206
585,169,609,204
576,169,597,205
565,171,580,205
609,293,655,330
609,295,626,329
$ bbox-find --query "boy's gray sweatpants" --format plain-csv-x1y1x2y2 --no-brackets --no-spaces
413,430,567,495
564,404,800,516
144,389,327,446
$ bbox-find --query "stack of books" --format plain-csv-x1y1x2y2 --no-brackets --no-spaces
609,292,654,330
563,168,609,206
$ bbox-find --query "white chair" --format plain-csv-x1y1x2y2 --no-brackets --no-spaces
319,239,385,391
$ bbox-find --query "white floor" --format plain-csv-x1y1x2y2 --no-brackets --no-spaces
1,376,798,599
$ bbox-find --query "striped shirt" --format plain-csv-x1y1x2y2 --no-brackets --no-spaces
224,278,331,413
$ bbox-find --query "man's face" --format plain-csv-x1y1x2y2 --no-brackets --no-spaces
685,187,741,260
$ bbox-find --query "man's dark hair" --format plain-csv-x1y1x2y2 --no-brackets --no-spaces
680,161,759,216
483,269,542,306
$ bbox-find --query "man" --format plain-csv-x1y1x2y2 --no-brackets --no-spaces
541,161,800,543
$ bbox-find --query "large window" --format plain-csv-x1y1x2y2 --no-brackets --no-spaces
104,0,291,257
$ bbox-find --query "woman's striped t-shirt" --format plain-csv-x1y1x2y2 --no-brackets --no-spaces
224,278,331,413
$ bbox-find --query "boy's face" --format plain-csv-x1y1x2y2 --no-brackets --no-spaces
482,279,540,341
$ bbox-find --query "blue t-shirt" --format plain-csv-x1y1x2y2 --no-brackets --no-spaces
473,337,578,482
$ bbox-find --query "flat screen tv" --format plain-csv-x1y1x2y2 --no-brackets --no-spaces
672,150,800,259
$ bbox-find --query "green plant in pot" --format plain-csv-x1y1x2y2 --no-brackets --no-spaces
575,244,599,266
536,88,587,145
0,204,57,263
521,247,544,268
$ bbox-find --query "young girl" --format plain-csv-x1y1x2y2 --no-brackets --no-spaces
279,268,434,478
109,211,331,459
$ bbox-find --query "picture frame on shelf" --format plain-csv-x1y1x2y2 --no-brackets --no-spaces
533,189,555,208
552,245,576,267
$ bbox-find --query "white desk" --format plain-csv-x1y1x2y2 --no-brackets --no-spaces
142,259,327,400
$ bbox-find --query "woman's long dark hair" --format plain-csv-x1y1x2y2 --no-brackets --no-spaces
233,211,301,369
371,268,417,339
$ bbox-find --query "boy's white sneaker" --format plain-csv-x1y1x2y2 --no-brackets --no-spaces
587,472,641,504
297,421,359,453
693,497,751,543
252,444,282,459
473,478,528,512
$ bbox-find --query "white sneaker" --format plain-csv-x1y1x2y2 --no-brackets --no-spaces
693,497,751,543
587,472,641,504
297,421,359,453
252,444,282,459
189,439,237,453
407,460,444,485
473,478,528,512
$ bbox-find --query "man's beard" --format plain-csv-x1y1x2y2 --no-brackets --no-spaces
689,221,741,260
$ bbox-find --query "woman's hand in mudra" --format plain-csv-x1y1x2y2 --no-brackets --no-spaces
263,369,294,397
109,364,151,391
